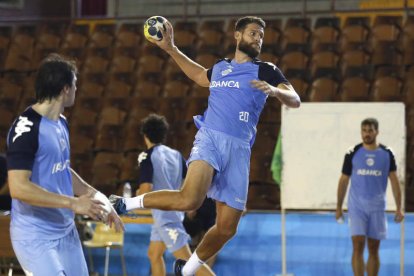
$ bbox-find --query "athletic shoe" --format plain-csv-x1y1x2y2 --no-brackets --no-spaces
108,195,127,215
174,259,187,276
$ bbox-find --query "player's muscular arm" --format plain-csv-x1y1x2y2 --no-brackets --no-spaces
251,81,300,108
336,174,350,220
389,172,401,210
71,169,124,229
8,170,105,220
155,21,210,87
274,83,301,108
71,168,97,196
9,170,74,208
168,48,210,87
71,169,124,231
389,171,404,222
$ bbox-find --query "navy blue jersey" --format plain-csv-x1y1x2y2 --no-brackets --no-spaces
138,144,187,227
6,107,74,240
342,143,396,211
194,58,288,146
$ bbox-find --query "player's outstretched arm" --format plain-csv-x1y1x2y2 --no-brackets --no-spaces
8,170,105,221
251,81,300,108
389,171,404,222
155,20,209,87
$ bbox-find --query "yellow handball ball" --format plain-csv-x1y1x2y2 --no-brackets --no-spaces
143,16,167,42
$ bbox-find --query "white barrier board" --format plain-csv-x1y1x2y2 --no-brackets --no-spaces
281,103,405,210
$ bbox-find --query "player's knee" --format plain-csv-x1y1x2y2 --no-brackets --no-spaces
352,242,365,254
367,244,380,255
216,225,237,240
178,191,204,211
180,198,203,211
147,248,163,261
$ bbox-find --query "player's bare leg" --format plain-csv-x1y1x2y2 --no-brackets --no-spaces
352,236,365,276
173,245,215,276
148,241,166,276
196,202,242,261
111,160,214,213
367,238,380,276
179,202,242,275
143,160,214,210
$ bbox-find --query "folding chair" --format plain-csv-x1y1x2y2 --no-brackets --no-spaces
83,222,127,276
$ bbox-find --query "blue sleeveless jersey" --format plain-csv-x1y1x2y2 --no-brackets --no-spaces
342,144,397,212
194,58,288,146
138,144,187,227
6,107,75,240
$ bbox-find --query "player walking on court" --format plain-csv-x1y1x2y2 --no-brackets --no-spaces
111,16,300,276
136,114,214,276
336,118,404,276
7,54,124,276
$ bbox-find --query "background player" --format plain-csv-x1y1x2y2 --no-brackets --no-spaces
136,114,214,276
336,118,404,276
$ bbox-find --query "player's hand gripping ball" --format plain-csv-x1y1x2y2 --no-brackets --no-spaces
144,16,167,42
93,192,112,223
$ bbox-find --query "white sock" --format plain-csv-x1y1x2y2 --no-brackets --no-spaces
182,251,205,276
124,195,145,210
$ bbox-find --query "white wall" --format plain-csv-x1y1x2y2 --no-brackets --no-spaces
281,103,406,211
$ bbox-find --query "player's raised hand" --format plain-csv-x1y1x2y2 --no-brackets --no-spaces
157,20,175,52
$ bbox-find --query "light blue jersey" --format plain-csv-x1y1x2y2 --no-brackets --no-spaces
7,107,75,241
342,143,396,239
189,58,289,210
138,144,187,227
342,144,396,212
195,58,288,146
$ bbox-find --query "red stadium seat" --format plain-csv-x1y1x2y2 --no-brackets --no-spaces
341,16,370,47
282,18,311,47
308,77,338,102
312,17,340,47
370,76,402,102
338,77,370,102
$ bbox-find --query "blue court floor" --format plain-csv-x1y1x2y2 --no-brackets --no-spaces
86,212,414,276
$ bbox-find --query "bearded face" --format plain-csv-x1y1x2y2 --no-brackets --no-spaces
362,134,375,145
236,24,263,59
237,37,261,59
361,124,378,145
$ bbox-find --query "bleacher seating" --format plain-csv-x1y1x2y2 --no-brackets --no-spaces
0,15,413,210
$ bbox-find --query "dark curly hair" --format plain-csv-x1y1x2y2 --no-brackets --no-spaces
140,113,169,144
